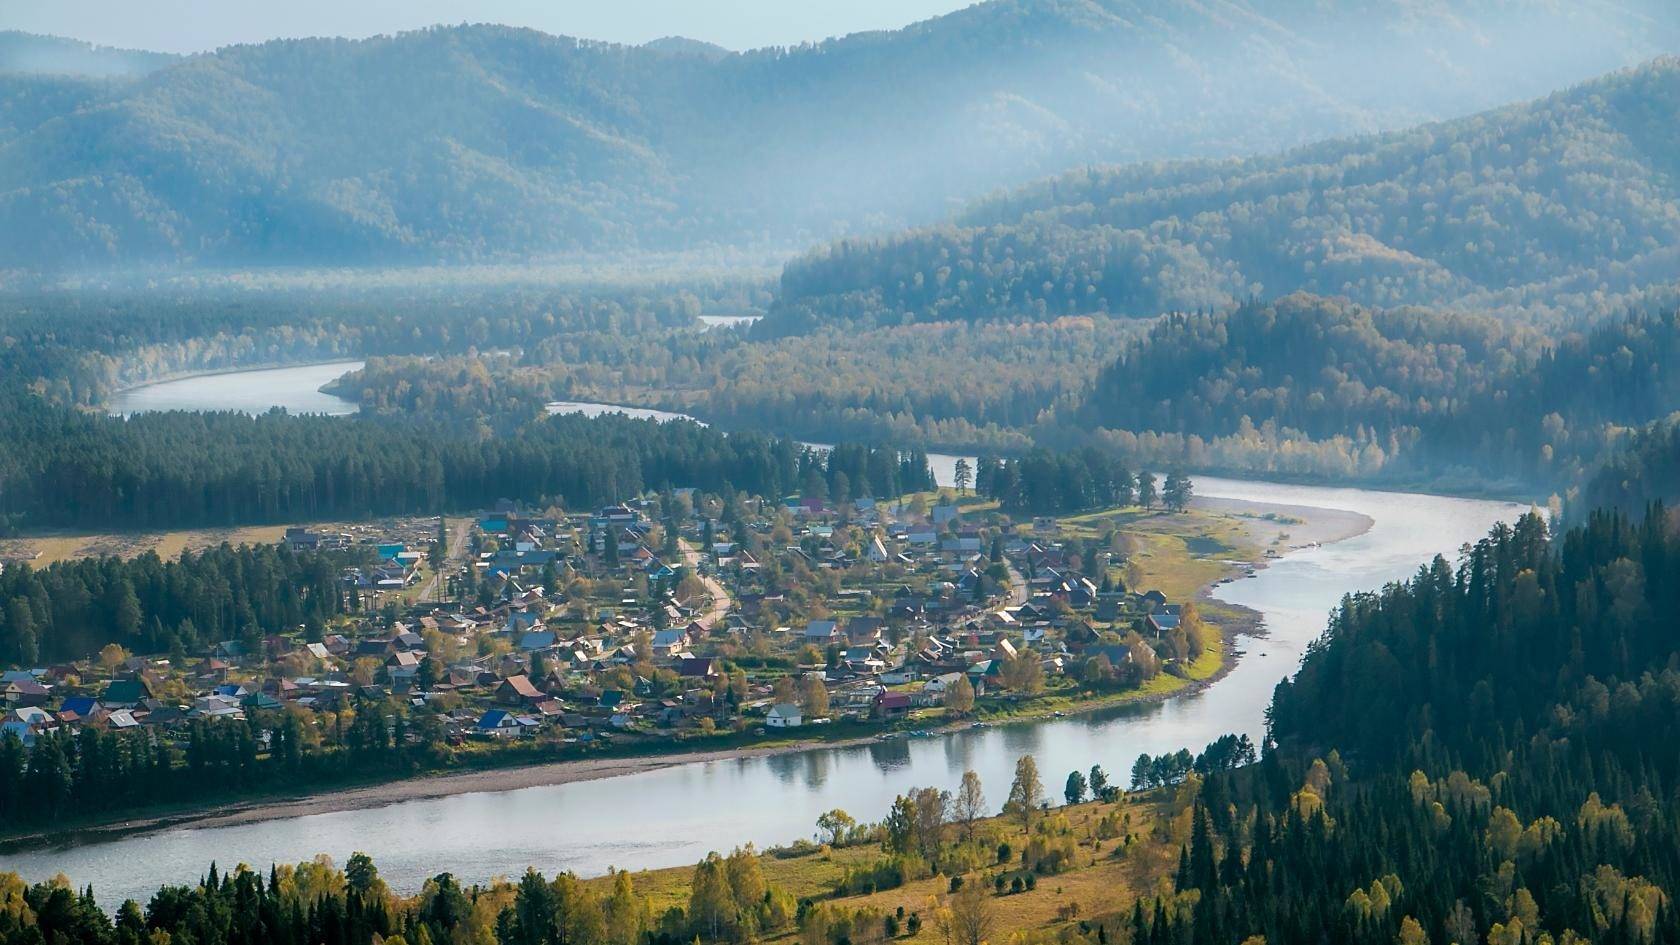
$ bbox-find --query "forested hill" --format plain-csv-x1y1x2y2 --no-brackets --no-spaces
767,57,1680,332
1064,295,1680,492
1128,506,1680,945
0,32,179,78
1,0,1675,270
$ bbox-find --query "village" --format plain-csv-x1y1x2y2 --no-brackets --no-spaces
0,485,1219,766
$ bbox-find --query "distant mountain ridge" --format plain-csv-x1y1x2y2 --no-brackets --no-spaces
0,31,180,78
768,57,1680,330
640,36,731,61
0,0,1675,271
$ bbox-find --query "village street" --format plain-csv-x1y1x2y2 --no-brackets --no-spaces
678,537,732,629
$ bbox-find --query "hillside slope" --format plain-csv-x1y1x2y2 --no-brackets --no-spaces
770,57,1680,329
1,0,1675,269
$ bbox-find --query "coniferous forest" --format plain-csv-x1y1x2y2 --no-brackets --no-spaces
9,1,1680,943
0,395,930,533
1111,506,1680,945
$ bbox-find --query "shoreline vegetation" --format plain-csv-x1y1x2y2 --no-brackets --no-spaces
96,357,1541,508
0,492,1372,854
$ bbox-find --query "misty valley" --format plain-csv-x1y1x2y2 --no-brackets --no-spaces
2,4,1680,945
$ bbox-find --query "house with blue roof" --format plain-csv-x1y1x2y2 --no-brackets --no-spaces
519,630,558,652
476,709,538,739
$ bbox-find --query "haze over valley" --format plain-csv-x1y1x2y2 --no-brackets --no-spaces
6,5,1680,945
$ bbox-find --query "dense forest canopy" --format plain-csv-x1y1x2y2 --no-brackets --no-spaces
766,58,1680,332
1074,296,1680,492
1579,421,1680,517
1,0,1675,271
337,314,1145,452
1110,504,1680,945
0,394,931,532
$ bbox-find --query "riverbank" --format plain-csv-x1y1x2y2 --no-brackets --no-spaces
2,489,1365,851
11,641,1239,849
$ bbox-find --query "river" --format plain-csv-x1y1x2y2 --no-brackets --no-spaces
106,361,366,418
30,364,1528,907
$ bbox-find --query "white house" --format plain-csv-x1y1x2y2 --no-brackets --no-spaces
766,703,803,728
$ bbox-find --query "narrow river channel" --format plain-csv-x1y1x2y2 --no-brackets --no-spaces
22,364,1529,907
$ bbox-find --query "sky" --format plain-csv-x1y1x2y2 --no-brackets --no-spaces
1,0,979,54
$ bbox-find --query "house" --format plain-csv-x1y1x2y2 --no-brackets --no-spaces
100,678,152,708
803,620,840,643
675,657,720,679
649,629,691,658
518,630,558,652
386,651,422,681
873,691,912,720
1146,612,1181,636
191,694,244,718
0,718,39,746
107,709,141,729
475,709,534,739
845,617,886,645
931,670,985,698
9,706,54,729
243,691,284,711
3,678,49,707
496,674,544,705
57,695,102,723
1084,644,1134,669
766,703,802,728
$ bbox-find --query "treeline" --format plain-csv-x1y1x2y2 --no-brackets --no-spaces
765,59,1680,331
972,451,1190,516
0,393,929,532
1116,503,1680,944
0,542,360,665
1,278,764,406
343,316,1139,453
0,704,429,830
0,824,791,945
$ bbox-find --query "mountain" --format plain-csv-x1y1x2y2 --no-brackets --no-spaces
0,0,1675,271
768,57,1680,331
0,31,179,78
640,36,731,61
